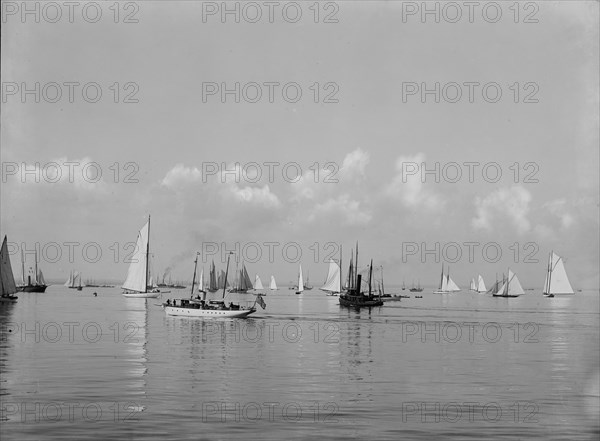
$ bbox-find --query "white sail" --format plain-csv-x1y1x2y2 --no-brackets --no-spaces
254,274,264,290
64,271,73,287
269,275,277,290
544,252,574,294
447,276,460,292
37,270,46,286
321,259,341,293
477,275,486,292
0,236,18,296
122,220,149,292
440,274,449,291
197,269,204,292
500,269,524,296
297,265,304,292
470,278,476,291
65,270,80,287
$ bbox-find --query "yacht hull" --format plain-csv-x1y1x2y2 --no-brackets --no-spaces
164,306,256,318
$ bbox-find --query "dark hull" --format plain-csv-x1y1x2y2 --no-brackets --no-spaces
19,285,47,293
492,293,520,297
339,294,383,308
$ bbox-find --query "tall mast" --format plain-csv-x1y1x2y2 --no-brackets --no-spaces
355,242,359,292
222,252,232,299
380,265,384,297
368,259,373,296
547,251,553,294
34,248,38,284
145,215,150,292
439,263,444,290
339,244,342,293
190,253,198,298
21,249,25,285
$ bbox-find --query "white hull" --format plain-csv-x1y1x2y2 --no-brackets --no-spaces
164,306,255,318
123,292,160,298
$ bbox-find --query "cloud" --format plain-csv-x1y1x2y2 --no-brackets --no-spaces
472,186,532,234
160,164,201,188
386,153,443,211
543,198,575,229
229,184,281,208
341,148,370,180
307,194,372,226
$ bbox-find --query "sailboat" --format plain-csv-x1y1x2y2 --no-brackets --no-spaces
122,216,160,298
469,278,477,291
433,264,460,293
253,274,264,291
18,249,47,293
1,236,18,302
402,280,406,291
208,261,218,292
475,275,486,293
543,251,574,297
229,262,253,293
304,271,313,290
409,279,423,293
320,257,342,296
269,275,277,290
493,269,524,297
339,243,384,308
164,252,263,318
295,264,304,295
65,270,83,291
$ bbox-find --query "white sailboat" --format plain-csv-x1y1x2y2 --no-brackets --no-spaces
320,258,342,296
476,275,487,293
65,270,82,290
543,251,574,297
254,274,264,290
295,264,304,295
122,216,160,298
1,236,18,302
433,264,461,293
469,278,477,291
269,275,277,290
493,269,524,298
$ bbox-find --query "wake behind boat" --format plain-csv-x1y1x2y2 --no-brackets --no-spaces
122,216,161,298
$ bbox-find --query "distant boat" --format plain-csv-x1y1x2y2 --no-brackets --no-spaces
339,243,383,308
229,262,253,293
304,271,313,290
164,252,262,318
295,264,304,295
320,256,342,296
433,264,460,293
493,269,524,298
122,216,160,298
1,236,18,302
17,248,47,293
402,280,406,291
543,251,574,297
65,270,83,291
254,274,264,290
469,278,476,291
208,261,219,292
409,280,423,293
269,275,277,290
476,275,486,293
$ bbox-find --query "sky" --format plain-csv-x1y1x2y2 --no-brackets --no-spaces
1,1,598,289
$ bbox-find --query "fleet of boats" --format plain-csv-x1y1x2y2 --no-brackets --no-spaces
0,218,581,314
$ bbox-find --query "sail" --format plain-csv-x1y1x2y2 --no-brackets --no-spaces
544,252,574,294
440,274,448,291
37,270,46,286
197,269,204,292
122,220,149,292
270,275,277,290
254,274,264,290
321,259,341,293
447,276,460,292
500,269,524,296
297,265,304,292
65,271,73,287
209,261,217,290
470,278,476,290
65,270,80,287
477,275,486,292
240,265,253,290
0,236,18,296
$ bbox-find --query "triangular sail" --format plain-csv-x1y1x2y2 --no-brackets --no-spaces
297,265,304,292
209,261,217,290
0,236,18,296
470,278,476,290
37,270,46,286
321,259,341,293
122,220,149,292
506,269,524,296
254,274,264,290
447,276,460,292
197,269,204,292
270,275,277,290
544,252,574,294
477,275,486,292
240,265,253,290
440,274,448,291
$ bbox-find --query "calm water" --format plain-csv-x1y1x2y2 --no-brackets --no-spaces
1,285,598,440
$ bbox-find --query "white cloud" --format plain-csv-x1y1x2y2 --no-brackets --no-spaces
160,164,201,188
308,194,372,226
229,184,281,208
543,198,576,229
472,186,532,234
386,153,442,211
341,148,370,180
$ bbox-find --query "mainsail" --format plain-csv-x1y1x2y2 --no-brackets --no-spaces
477,275,486,292
543,252,574,294
497,269,524,296
254,274,264,290
240,265,253,290
0,236,18,296
65,270,81,288
470,278,476,291
321,259,341,294
297,264,304,292
209,261,218,291
446,276,460,292
122,219,150,292
269,275,277,290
